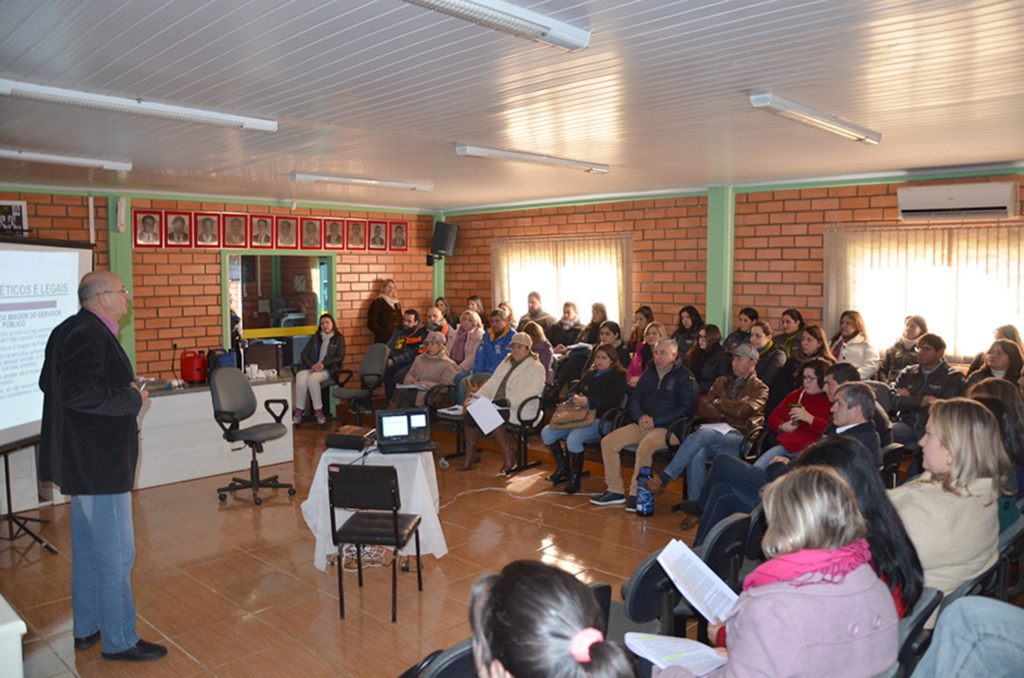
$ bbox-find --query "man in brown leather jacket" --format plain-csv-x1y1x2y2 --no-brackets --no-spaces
643,343,768,500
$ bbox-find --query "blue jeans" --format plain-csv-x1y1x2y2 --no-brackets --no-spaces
753,444,790,469
71,493,140,653
693,454,769,546
913,597,1024,677
541,419,610,454
453,370,472,404
662,427,743,500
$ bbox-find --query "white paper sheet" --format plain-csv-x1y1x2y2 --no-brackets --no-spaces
467,396,504,434
625,633,728,675
700,422,737,435
657,539,739,624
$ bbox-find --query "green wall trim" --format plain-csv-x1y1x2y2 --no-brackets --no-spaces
705,186,735,332
106,196,136,368
733,166,1024,194
442,190,709,218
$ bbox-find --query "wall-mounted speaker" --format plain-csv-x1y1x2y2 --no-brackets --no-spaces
430,221,459,257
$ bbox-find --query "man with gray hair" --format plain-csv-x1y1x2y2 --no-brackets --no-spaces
38,271,167,662
831,382,882,462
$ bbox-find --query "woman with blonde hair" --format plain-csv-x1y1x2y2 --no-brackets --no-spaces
366,278,402,344
447,310,485,372
626,321,667,387
662,466,898,678
888,397,1011,623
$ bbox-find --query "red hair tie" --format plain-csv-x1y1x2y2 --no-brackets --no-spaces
569,627,603,663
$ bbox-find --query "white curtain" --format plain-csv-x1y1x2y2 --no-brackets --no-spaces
824,223,1024,359
491,235,633,326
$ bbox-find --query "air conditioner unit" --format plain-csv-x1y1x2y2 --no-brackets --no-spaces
897,182,1020,221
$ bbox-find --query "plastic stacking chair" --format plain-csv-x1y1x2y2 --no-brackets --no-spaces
332,343,389,425
210,367,295,505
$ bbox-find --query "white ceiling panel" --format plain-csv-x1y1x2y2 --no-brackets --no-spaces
0,0,1023,212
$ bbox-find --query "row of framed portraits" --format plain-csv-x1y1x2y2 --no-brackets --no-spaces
132,210,409,251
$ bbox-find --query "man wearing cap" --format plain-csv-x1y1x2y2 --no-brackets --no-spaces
643,343,768,502
459,332,546,473
591,338,698,509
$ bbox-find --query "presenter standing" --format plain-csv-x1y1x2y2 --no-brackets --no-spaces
38,272,168,663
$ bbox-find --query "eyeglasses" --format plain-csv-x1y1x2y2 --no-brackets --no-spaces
97,287,130,298
802,374,817,382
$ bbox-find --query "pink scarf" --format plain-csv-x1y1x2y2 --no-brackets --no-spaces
743,539,872,590
449,327,469,363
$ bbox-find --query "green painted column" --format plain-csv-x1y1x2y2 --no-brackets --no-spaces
431,216,445,301
106,195,136,367
705,185,735,331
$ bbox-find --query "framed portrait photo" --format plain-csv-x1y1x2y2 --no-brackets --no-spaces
249,215,274,249
389,221,409,252
193,212,222,248
347,219,367,251
133,209,163,248
324,219,346,250
275,216,299,250
368,220,388,251
0,200,28,236
300,217,323,250
165,211,193,248
222,213,248,248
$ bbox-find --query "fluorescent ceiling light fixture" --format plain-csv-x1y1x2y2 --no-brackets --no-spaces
291,172,433,191
456,144,608,173
0,148,131,171
750,92,881,145
0,78,277,132
401,0,590,52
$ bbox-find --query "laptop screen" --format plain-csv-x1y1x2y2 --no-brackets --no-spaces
376,407,431,445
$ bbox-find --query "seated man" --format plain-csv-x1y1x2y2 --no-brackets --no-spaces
591,338,697,510
643,344,767,502
516,291,556,333
890,332,964,453
383,309,427,400
420,306,451,345
670,370,883,542
455,308,516,403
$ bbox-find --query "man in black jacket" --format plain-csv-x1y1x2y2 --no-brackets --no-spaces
890,333,965,451
38,271,167,662
592,339,697,509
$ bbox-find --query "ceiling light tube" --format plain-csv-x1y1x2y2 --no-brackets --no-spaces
0,148,131,171
0,78,277,132
749,92,881,145
456,144,609,173
291,172,433,191
401,0,590,52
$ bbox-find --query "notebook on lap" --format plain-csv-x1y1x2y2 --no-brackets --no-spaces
375,407,433,454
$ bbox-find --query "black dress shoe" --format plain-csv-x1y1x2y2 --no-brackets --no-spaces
74,631,101,650
102,639,168,662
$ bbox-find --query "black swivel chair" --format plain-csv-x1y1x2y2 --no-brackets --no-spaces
210,367,295,505
332,343,389,425
328,464,422,623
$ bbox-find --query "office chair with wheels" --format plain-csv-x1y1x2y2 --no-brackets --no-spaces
328,464,422,623
210,367,295,505
332,343,389,425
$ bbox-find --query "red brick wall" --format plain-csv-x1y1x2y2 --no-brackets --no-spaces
1,191,109,270
445,197,709,326
130,199,434,377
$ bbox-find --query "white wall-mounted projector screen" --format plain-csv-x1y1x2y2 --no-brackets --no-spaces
0,237,94,449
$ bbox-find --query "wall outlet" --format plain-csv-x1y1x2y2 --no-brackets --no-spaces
258,299,271,313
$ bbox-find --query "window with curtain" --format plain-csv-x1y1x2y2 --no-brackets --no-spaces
823,223,1024,360
491,235,632,327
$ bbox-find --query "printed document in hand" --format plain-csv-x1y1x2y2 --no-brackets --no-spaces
700,422,737,435
467,396,504,434
625,633,727,676
657,539,739,624
396,383,429,390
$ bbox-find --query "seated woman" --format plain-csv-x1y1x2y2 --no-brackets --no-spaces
542,343,628,495
466,295,485,317
723,307,757,353
470,560,634,678
672,305,705,357
970,393,1023,532
499,301,516,332
878,315,928,384
684,324,730,395
773,324,835,403
447,310,485,374
627,305,654,354
435,296,458,327
293,313,346,428
664,465,899,678
459,333,546,474
754,358,832,468
888,397,1011,626
552,308,617,395
522,321,555,386
548,302,586,352
576,302,608,346
626,321,667,387
749,320,787,411
771,308,805,359
968,324,1024,374
389,332,458,409
966,338,1023,389
829,310,880,380
970,376,1024,501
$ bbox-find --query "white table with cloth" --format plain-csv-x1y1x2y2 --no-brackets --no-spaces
301,448,448,570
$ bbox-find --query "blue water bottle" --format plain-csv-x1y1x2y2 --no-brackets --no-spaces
636,467,654,517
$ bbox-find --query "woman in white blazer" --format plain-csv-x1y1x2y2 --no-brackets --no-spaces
830,310,881,380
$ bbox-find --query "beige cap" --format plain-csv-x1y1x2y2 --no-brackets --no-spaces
510,332,533,349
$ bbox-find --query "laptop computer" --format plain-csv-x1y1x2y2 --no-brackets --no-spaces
375,407,434,454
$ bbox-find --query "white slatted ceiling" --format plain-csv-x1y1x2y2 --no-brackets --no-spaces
0,0,1022,210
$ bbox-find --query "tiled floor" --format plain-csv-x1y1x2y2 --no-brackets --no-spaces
4,426,703,678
